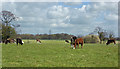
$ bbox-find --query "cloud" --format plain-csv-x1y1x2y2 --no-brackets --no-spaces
86,2,118,14
2,2,118,36
2,0,120,2
47,5,69,19
63,2,82,6
104,14,118,22
50,22,73,27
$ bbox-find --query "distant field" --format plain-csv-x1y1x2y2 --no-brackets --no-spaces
2,40,118,67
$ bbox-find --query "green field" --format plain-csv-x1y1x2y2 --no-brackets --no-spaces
2,40,118,67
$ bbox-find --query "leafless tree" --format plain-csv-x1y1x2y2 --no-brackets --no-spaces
0,10,21,26
94,27,107,44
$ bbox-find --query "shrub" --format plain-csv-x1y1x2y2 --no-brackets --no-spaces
83,35,100,43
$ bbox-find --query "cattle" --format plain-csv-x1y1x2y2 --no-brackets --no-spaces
11,39,16,43
70,36,84,49
4,39,10,44
70,36,77,48
65,40,69,43
36,39,41,44
74,38,84,49
4,38,15,44
16,38,24,45
106,39,116,45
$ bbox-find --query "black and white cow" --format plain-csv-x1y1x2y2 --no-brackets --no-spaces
106,39,116,45
65,36,77,48
70,36,77,48
16,38,24,45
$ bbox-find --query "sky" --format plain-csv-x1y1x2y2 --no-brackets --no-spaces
1,1,119,37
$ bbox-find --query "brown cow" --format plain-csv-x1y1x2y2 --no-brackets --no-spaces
74,38,84,49
4,38,15,44
36,39,41,44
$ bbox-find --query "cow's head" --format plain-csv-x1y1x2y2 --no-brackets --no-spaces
22,41,24,44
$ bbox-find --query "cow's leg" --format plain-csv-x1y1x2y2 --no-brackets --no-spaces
73,45,75,49
73,43,76,49
5,42,8,44
74,43,76,49
17,43,18,46
39,41,41,44
114,41,116,44
20,41,23,45
71,44,73,48
77,42,79,48
16,41,18,46
81,43,83,48
113,41,116,46
70,42,73,48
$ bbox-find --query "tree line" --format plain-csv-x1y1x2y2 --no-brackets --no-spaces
17,33,74,40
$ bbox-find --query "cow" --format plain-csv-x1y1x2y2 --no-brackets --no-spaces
4,38,15,44
65,36,84,49
16,38,24,45
11,39,16,43
4,39,10,44
70,36,77,48
36,39,41,44
65,40,69,43
106,39,116,45
74,38,84,49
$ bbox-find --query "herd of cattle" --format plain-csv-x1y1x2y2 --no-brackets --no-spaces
65,36,116,49
0,36,116,49
1,38,41,45
2,38,24,45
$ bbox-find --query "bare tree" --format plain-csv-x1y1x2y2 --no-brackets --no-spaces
0,11,20,26
94,27,107,44
94,27,104,34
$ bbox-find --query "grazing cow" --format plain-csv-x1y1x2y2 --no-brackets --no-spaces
4,38,15,44
4,39,10,44
11,39,16,43
70,36,77,47
106,39,116,45
36,39,41,44
65,40,69,43
16,38,24,45
74,38,84,49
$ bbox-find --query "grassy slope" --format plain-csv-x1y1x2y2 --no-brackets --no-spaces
2,40,118,67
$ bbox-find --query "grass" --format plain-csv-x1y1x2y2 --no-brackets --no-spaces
2,40,118,67
0,43,2,68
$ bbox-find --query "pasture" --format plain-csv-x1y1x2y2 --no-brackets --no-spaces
2,40,118,67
